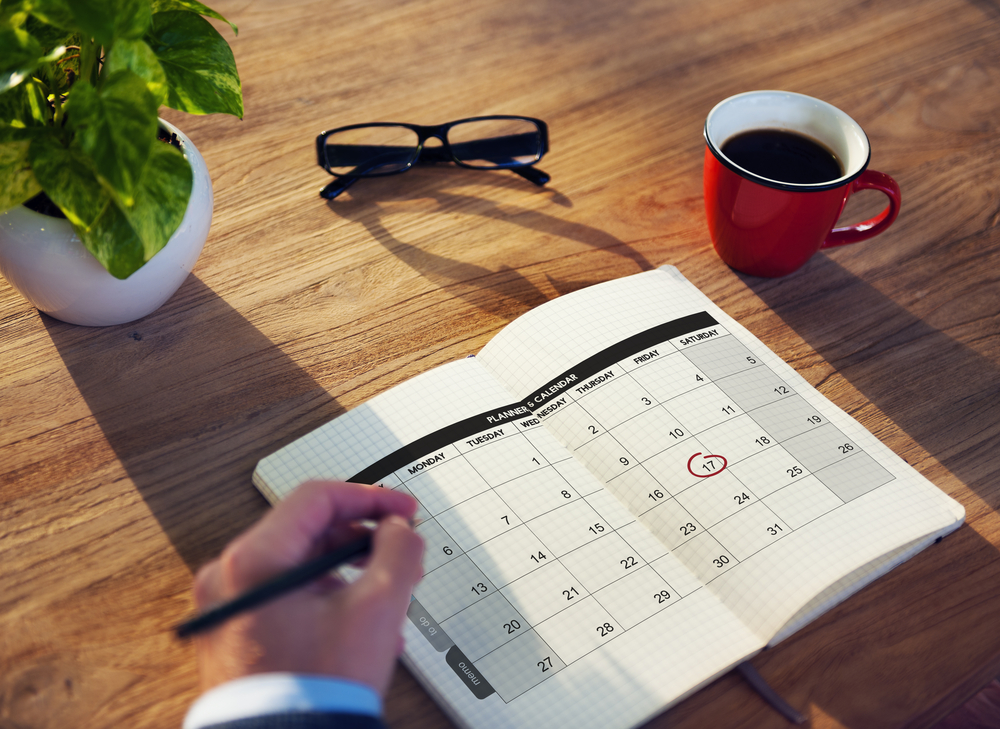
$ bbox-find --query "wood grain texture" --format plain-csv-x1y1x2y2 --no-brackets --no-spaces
1,0,998,727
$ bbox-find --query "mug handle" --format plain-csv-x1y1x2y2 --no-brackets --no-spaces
821,169,902,248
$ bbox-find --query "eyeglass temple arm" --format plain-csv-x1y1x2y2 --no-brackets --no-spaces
511,166,549,186
319,156,394,199
320,175,359,200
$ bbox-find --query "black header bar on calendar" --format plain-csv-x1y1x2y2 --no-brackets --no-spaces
522,312,718,409
349,311,718,485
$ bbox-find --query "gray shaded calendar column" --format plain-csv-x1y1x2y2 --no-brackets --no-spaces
810,451,894,501
440,591,531,661
783,423,894,500
750,395,826,441
679,334,759,380
472,629,566,701
414,555,496,621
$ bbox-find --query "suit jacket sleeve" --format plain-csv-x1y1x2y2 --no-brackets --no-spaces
183,675,384,729
200,711,386,729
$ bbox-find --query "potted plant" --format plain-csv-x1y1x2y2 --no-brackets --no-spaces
0,0,242,325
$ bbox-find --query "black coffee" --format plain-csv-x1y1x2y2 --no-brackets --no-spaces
721,129,843,184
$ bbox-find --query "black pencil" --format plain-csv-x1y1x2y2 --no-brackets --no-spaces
175,532,373,639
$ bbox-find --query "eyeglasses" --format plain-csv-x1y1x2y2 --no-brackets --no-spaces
315,115,550,199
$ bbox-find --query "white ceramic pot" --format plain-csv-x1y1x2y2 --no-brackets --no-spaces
0,119,213,326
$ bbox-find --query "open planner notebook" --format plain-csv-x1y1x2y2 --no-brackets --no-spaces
254,266,964,729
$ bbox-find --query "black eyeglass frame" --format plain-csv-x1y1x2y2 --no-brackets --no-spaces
315,115,550,199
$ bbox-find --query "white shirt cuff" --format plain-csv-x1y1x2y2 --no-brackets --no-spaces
183,673,382,729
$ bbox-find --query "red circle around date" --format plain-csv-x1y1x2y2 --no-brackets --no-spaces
687,452,728,478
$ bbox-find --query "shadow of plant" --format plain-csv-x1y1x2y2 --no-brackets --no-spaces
43,275,344,569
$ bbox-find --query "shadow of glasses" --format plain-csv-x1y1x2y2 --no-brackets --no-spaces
322,166,657,323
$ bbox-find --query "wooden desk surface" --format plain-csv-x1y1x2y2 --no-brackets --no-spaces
2,0,999,726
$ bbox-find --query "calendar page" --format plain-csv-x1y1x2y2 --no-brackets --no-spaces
476,267,964,643
253,266,963,729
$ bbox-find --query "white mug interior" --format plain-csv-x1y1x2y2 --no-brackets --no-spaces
704,90,871,190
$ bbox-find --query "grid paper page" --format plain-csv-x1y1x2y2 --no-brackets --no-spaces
477,266,964,643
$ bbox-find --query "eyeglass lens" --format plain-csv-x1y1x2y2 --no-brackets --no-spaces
324,125,421,176
447,118,542,168
322,118,543,177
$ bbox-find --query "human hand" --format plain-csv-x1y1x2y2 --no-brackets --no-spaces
191,480,424,695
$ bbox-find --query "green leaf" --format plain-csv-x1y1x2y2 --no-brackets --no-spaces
65,70,158,206
0,76,50,125
16,76,47,123
0,125,44,211
21,0,76,33
75,141,192,279
83,200,149,278
121,138,192,263
0,122,48,141
0,1,29,26
31,134,146,277
24,13,78,50
27,133,108,229
146,10,242,117
18,20,80,96
0,22,64,93
30,0,152,45
28,131,193,279
149,0,237,36
104,38,167,106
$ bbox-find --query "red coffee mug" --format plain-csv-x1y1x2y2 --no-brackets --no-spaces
703,90,901,277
